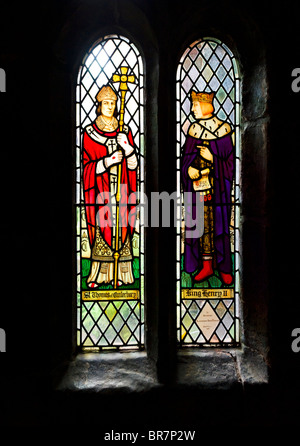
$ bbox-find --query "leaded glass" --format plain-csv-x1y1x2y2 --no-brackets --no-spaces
176,38,241,347
76,35,145,351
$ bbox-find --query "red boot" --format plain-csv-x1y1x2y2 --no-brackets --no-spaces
220,272,233,285
194,260,213,282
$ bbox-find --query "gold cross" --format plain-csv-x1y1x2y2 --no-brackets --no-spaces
112,67,135,132
112,66,135,91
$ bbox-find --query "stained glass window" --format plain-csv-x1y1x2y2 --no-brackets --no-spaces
76,34,145,351
176,38,241,347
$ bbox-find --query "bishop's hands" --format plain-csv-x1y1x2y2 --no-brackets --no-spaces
105,149,123,168
117,132,134,157
105,132,135,169
103,133,137,171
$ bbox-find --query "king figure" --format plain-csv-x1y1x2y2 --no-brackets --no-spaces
181,90,234,285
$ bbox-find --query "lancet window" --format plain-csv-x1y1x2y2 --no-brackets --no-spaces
75,34,145,351
176,37,241,347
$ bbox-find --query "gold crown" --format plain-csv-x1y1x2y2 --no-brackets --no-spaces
96,85,117,103
191,90,214,104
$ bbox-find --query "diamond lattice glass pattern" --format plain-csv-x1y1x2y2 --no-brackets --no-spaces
176,38,241,347
178,39,237,148
76,35,145,351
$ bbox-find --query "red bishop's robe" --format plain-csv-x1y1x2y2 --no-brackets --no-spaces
82,123,137,254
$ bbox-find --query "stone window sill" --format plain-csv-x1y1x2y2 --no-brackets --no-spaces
176,347,269,389
54,347,268,393
54,351,161,393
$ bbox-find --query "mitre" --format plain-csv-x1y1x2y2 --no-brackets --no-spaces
96,85,117,103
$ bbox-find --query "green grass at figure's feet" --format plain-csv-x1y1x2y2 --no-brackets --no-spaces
81,258,140,290
181,254,234,289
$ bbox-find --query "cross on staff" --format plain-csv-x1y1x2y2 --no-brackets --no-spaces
112,66,136,288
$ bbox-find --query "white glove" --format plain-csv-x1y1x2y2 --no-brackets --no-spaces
105,150,123,168
117,132,134,156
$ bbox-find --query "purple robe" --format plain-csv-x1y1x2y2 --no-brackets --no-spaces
181,128,234,274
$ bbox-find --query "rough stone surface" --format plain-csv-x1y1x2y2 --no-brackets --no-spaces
237,346,269,385
176,350,240,390
54,348,269,396
55,352,161,393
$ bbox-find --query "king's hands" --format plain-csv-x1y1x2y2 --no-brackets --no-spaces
117,132,134,156
188,166,200,180
197,145,213,162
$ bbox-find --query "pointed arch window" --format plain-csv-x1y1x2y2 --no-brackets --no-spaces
176,37,241,347
75,34,145,351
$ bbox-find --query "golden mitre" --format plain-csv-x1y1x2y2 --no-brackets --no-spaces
96,85,117,103
191,90,214,104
